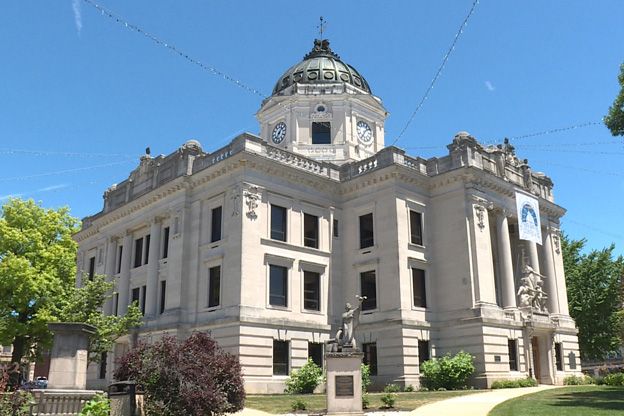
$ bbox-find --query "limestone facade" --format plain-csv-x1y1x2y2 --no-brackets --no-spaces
74,40,581,392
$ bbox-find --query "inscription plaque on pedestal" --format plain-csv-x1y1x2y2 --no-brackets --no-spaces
335,375,354,397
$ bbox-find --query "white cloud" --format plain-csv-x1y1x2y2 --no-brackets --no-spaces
484,81,495,92
37,184,69,192
72,0,82,35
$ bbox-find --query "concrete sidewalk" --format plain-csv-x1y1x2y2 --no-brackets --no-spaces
410,385,560,416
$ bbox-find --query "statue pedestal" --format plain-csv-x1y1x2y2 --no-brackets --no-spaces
47,323,96,390
326,351,364,416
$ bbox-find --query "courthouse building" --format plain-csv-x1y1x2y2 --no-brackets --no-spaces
74,39,581,392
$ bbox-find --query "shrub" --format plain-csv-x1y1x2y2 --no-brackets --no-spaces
285,358,323,394
290,399,307,411
383,383,401,393
491,378,537,389
564,375,587,385
79,393,110,416
403,384,415,392
114,332,245,416
421,351,475,390
380,393,397,408
0,368,31,416
603,372,624,386
361,364,372,392
362,393,370,409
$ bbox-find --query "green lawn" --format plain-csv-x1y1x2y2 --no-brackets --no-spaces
246,390,484,413
489,386,624,416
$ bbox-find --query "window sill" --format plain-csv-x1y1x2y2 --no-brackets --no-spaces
408,243,426,251
411,306,427,311
302,309,323,315
267,304,291,312
261,238,330,257
203,305,221,312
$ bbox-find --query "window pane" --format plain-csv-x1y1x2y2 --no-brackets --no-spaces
160,281,167,314
140,285,146,314
412,268,427,308
117,246,123,273
273,340,289,375
88,256,95,280
418,340,430,367
131,287,140,305
99,352,107,379
360,270,377,310
269,265,288,307
303,271,320,311
208,266,221,307
211,206,223,242
162,227,170,259
410,211,423,245
144,234,151,265
508,339,518,371
555,342,563,371
312,122,331,144
308,343,323,369
359,213,374,248
363,343,378,375
333,219,339,238
271,205,287,241
304,213,319,248
134,238,143,268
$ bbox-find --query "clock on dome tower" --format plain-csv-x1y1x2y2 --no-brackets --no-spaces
256,39,387,165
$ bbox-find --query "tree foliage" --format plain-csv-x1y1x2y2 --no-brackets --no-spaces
605,63,624,137
114,332,245,416
562,233,624,359
0,198,142,369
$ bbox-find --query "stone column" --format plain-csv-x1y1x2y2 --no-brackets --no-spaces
496,211,516,308
542,230,559,314
103,237,118,316
527,241,541,274
118,233,133,315
145,219,162,317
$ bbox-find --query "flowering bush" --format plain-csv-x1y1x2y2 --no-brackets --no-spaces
114,332,245,416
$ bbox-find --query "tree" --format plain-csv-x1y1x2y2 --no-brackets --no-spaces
605,63,624,137
0,198,141,369
562,233,624,359
114,332,245,416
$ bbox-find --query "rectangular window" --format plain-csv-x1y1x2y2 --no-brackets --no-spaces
303,271,320,311
508,339,518,371
359,213,374,248
412,268,427,308
269,265,288,307
131,287,140,306
144,234,151,265
2,345,12,354
333,219,339,238
159,281,166,314
418,340,430,367
303,213,319,248
273,340,289,376
88,256,96,280
363,342,378,376
360,270,377,311
211,206,223,242
113,293,119,316
308,342,324,369
117,246,123,274
312,121,331,144
270,205,287,241
555,342,563,371
140,285,146,314
410,210,423,245
208,266,221,308
99,352,107,379
162,227,170,259
133,238,143,268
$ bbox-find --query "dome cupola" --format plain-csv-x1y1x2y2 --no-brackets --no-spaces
272,39,371,95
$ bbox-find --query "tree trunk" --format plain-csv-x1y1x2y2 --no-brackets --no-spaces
9,335,27,387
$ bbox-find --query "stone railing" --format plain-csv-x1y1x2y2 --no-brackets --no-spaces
265,146,326,175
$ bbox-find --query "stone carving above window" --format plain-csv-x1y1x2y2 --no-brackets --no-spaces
243,185,261,220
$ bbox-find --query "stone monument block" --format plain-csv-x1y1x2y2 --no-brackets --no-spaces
326,351,363,416
47,323,96,390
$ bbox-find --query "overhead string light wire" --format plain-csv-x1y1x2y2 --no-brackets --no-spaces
391,0,480,147
0,160,135,182
82,0,266,98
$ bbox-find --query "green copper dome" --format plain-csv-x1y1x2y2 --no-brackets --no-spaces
272,39,372,95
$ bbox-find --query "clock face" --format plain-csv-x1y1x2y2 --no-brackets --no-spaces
272,122,287,144
357,121,373,144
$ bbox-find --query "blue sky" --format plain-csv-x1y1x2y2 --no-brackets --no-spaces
1,0,622,255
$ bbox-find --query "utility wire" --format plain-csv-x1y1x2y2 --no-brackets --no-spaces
0,148,137,158
482,121,602,145
391,0,479,146
0,160,135,182
82,0,266,98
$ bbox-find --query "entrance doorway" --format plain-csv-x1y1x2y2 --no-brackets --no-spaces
531,337,541,381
